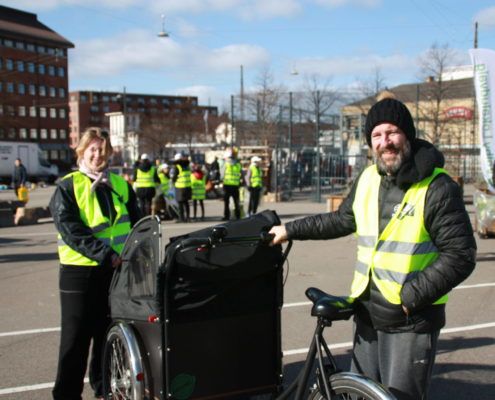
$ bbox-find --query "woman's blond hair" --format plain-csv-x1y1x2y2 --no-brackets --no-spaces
75,127,113,165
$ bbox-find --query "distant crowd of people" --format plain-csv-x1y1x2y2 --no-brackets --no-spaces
130,147,264,223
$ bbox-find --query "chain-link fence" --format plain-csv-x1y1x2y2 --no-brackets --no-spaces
227,89,481,202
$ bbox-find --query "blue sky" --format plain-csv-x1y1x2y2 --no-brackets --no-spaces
4,0,495,111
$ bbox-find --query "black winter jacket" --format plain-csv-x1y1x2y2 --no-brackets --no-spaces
50,172,142,267
286,139,476,332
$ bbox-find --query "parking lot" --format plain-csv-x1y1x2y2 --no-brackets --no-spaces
0,186,494,399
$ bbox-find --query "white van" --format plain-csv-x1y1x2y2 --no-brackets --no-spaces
0,141,59,183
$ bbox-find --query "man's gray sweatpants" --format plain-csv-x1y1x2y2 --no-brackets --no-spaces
350,318,439,400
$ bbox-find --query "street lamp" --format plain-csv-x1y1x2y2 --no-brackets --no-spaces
157,14,170,38
116,87,128,165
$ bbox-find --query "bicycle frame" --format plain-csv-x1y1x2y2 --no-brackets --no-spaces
276,317,339,400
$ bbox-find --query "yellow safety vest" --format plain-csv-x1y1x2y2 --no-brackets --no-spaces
158,172,170,194
249,165,262,188
224,162,241,186
191,174,206,200
351,165,448,305
57,171,131,266
135,167,156,188
175,164,191,189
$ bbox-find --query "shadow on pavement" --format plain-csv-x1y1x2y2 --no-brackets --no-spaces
0,251,59,263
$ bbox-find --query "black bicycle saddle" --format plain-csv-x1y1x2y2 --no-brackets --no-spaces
305,287,354,321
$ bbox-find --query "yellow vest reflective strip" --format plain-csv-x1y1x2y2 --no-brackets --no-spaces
191,175,206,200
135,167,156,188
57,171,131,266
224,162,241,186
249,165,262,187
175,164,191,189
351,165,448,305
158,173,170,194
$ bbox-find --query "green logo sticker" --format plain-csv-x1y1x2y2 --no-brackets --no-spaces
171,373,196,400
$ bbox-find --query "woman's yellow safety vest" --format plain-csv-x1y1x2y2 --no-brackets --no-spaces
249,165,262,188
351,165,448,305
224,162,241,186
57,171,131,266
191,174,206,200
158,172,170,194
175,164,191,189
135,167,156,188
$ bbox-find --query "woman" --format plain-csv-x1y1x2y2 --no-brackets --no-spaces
49,127,141,400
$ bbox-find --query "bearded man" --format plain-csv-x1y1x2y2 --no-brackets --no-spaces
269,97,476,400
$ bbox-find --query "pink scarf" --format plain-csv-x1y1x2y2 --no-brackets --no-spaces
79,160,111,193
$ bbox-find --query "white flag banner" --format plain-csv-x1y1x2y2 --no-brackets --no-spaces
470,48,495,193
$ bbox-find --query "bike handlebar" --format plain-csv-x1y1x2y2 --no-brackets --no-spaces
179,229,276,250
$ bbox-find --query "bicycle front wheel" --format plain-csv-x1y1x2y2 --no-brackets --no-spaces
308,371,396,400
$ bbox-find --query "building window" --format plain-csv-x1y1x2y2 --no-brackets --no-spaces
6,59,13,70
137,97,145,104
30,128,38,139
174,99,182,105
50,150,59,160
0,82,2,92
47,47,55,55
27,62,35,73
37,45,45,54
7,82,14,93
60,129,67,139
26,43,35,52
161,98,170,106
50,108,57,118
0,128,4,139
29,106,36,117
7,105,15,116
80,94,87,102
4,39,14,47
48,65,55,76
58,67,65,77
102,105,110,113
40,129,48,139
59,109,67,119
150,98,157,104
50,129,57,139
15,41,25,50
92,94,99,102
18,83,25,94
90,105,99,112
40,107,47,118
38,64,45,74
59,150,67,160
59,88,66,98
18,106,26,116
49,87,56,97
29,84,36,95
102,95,109,102
39,85,46,96
17,60,24,72
8,128,16,139
19,128,27,139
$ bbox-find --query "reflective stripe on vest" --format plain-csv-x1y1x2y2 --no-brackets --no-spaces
158,172,170,194
175,164,191,189
351,165,448,305
191,175,206,200
135,167,156,188
224,162,241,186
249,165,262,188
57,171,131,266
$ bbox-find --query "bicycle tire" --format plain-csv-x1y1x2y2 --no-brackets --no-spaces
307,371,396,400
103,323,150,400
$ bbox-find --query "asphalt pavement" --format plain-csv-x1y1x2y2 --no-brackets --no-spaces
0,185,494,399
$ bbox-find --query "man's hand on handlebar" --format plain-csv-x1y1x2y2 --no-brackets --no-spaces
269,225,288,245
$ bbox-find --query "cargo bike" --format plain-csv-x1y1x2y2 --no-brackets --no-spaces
103,211,396,400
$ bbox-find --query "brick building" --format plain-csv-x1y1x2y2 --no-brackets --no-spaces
0,5,74,169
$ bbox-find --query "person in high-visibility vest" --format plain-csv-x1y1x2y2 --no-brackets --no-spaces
221,148,242,220
170,152,192,222
151,163,171,218
191,163,206,220
49,127,141,400
132,153,160,216
269,96,476,400
246,155,263,216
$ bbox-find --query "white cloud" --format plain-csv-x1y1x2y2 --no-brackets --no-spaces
312,0,381,8
473,6,495,29
295,53,414,79
2,0,140,10
237,0,302,20
69,29,270,79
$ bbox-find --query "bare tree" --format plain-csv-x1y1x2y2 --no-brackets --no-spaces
417,43,460,145
355,66,387,99
242,66,285,146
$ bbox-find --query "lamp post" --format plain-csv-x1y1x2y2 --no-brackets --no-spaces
116,87,128,165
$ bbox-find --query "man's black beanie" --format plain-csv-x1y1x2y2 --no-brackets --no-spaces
364,98,416,146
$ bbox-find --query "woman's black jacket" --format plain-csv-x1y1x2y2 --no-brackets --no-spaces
49,173,142,267
286,140,477,332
